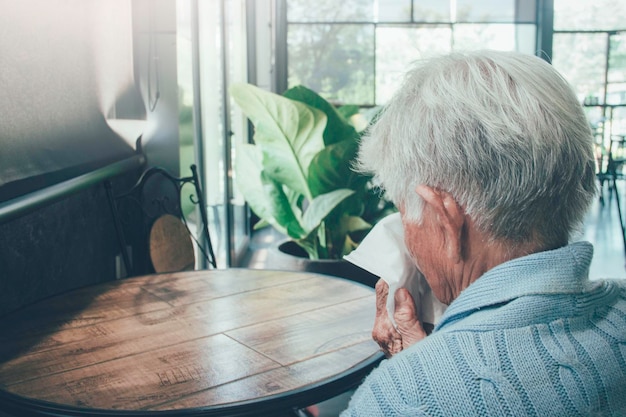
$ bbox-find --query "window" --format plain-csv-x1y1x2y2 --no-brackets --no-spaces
177,0,250,267
552,0,626,144
283,0,540,106
552,0,626,104
553,0,625,32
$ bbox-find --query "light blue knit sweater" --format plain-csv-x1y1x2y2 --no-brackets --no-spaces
341,241,626,416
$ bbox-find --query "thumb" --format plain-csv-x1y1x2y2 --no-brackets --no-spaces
393,288,427,349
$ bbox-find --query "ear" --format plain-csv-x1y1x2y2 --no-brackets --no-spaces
415,185,464,263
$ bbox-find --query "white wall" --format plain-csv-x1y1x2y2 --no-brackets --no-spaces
132,0,181,175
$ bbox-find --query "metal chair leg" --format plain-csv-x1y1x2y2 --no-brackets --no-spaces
609,177,626,258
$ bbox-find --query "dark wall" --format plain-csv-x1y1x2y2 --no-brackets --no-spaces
0,170,140,317
0,0,182,317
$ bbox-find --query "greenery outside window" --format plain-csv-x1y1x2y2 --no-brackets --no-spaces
552,0,626,144
284,0,539,106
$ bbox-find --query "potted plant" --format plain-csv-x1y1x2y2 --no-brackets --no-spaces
230,83,394,276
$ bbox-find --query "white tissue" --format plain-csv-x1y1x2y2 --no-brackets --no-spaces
344,212,447,326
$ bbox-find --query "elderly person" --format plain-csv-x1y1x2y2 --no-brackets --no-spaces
341,50,626,416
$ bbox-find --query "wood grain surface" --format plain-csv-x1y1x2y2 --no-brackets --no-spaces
0,269,382,415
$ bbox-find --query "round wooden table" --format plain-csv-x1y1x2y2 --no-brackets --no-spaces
0,269,383,416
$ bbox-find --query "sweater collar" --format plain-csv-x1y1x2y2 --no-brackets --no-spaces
435,241,594,330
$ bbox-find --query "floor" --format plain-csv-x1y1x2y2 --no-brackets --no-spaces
580,182,626,279
241,182,626,417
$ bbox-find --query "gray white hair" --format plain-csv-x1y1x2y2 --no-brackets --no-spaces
358,50,597,249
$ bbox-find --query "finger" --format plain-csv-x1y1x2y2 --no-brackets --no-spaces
387,334,403,356
373,325,402,357
393,288,418,324
393,288,427,349
374,279,389,315
372,279,402,355
372,314,401,355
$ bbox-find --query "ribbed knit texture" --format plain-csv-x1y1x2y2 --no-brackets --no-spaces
341,242,626,416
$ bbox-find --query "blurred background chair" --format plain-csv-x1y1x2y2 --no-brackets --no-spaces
600,135,626,257
106,164,217,277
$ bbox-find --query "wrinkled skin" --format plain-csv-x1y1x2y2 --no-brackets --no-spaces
372,279,427,357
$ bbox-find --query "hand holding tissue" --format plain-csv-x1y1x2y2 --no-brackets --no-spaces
344,212,447,329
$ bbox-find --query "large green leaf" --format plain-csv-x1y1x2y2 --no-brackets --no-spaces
284,86,358,146
260,172,307,239
230,83,326,200
233,143,281,231
308,138,360,196
301,189,355,233
234,143,306,238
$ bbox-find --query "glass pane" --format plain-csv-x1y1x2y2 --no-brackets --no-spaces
554,0,626,31
412,0,451,22
287,0,375,22
608,33,626,85
177,0,233,267
453,24,534,53
177,1,206,266
607,83,626,105
552,33,607,104
197,0,228,267
288,24,375,105
376,0,412,22
226,0,250,261
376,26,451,104
612,107,626,135
456,0,534,23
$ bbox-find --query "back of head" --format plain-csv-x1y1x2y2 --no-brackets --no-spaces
358,50,597,249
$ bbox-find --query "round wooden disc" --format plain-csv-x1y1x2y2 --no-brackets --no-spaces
149,214,195,273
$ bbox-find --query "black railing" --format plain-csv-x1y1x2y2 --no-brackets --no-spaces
0,154,146,224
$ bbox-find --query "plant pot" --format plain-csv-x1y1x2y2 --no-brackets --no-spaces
267,240,379,288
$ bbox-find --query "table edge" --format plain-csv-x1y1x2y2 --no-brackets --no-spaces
0,351,384,416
